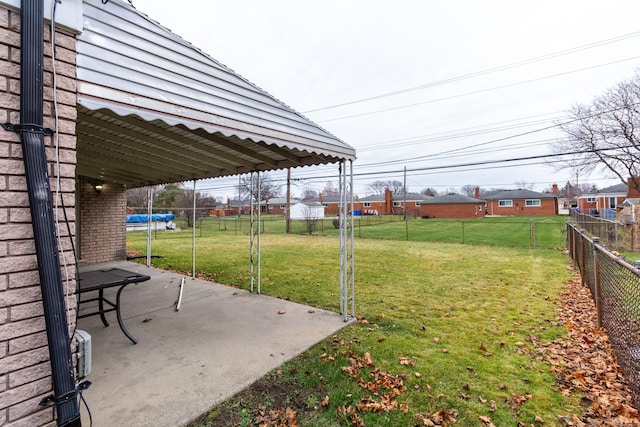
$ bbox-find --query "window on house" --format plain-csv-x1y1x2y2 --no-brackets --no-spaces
279,204,285,209
609,197,616,209
587,197,596,203
525,199,541,207
393,201,402,207
322,203,328,207
363,202,371,208
415,202,421,206
498,200,513,207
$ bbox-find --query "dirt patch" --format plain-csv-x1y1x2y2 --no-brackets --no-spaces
187,370,314,427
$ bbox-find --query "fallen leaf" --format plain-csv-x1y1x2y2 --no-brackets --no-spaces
479,415,496,426
400,357,416,366
277,310,286,315
321,395,329,407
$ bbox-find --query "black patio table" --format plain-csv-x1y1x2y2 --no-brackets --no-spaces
77,268,150,344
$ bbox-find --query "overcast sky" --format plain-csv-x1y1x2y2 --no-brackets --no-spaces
131,0,640,198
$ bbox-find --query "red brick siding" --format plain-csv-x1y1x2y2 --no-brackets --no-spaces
78,178,127,264
577,195,626,213
486,199,557,216
419,203,485,219
0,6,77,426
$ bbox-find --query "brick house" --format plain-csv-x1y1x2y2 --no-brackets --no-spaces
419,194,485,219
322,189,431,216
0,1,355,426
576,182,627,218
260,197,298,215
484,188,558,216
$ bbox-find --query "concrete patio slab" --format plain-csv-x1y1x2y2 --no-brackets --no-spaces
77,261,351,426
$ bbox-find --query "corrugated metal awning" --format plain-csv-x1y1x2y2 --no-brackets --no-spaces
76,0,355,187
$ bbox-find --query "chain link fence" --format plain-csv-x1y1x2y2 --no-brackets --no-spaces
567,221,640,408
570,209,640,252
128,209,567,249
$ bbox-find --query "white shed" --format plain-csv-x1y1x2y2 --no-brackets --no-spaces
290,201,325,220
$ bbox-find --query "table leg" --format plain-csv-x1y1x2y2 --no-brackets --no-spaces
98,289,110,327
116,284,137,344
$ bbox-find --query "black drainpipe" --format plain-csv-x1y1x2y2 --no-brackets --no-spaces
14,1,81,425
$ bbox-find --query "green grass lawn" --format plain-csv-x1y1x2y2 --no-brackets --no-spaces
173,215,567,249
127,220,582,425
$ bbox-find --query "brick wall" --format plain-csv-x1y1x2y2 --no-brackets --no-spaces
420,203,485,219
0,5,78,426
486,199,557,216
78,177,127,265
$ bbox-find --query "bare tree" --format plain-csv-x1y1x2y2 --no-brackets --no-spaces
514,180,534,190
126,185,159,212
301,188,318,200
238,172,281,201
302,205,319,235
460,185,478,197
322,181,339,197
442,187,459,195
177,189,218,228
367,180,404,195
420,187,438,196
552,71,640,191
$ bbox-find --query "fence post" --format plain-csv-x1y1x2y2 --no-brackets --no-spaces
461,220,465,244
530,219,535,248
592,237,602,328
580,229,586,288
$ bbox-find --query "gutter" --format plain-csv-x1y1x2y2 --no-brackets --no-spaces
3,1,82,425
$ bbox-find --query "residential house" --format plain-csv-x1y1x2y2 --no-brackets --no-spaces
484,188,558,216
576,182,628,219
210,199,251,216
260,197,298,215
320,189,431,216
0,1,356,425
613,178,640,224
419,194,485,219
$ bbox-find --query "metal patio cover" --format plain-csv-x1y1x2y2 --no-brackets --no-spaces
75,0,355,188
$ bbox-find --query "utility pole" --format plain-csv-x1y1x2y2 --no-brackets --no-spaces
286,168,291,233
403,166,407,221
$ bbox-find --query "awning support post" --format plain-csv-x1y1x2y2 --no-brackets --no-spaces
250,172,261,293
192,179,196,278
339,160,355,321
146,186,152,267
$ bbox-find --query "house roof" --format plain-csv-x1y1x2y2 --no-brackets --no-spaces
75,0,356,188
483,189,556,200
622,198,640,206
597,183,627,194
578,182,628,198
421,194,484,204
358,193,432,202
294,201,324,207
260,197,297,205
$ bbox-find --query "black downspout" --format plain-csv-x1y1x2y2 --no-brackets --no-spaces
19,1,81,425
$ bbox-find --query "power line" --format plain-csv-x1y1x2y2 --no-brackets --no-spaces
303,30,640,114
318,56,640,123
357,112,568,153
